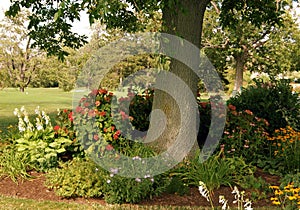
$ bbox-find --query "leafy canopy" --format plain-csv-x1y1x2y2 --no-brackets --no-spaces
5,0,294,60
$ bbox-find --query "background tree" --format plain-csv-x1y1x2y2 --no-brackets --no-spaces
0,11,42,92
202,1,300,94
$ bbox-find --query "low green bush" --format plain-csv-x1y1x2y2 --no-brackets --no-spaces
45,157,169,204
45,158,106,198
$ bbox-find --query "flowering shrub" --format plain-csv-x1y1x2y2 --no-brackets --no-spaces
228,79,300,132
198,101,270,163
267,126,300,175
219,104,270,162
269,184,300,209
74,88,156,159
12,106,77,171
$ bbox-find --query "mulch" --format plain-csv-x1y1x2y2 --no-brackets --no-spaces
0,168,280,208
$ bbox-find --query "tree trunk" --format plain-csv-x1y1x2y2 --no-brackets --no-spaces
232,49,248,96
147,0,209,156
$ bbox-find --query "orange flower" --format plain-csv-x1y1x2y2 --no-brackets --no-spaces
244,110,253,115
228,104,236,111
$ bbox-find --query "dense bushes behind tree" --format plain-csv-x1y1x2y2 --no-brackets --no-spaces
228,79,300,132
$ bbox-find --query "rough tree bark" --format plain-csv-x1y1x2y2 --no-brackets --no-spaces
147,0,210,154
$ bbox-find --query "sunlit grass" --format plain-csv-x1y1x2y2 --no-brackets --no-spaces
0,88,72,133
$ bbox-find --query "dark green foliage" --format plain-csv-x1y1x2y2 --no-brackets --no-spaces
228,79,300,132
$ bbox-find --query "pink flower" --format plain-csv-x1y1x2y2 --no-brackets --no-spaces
93,134,99,141
106,144,114,151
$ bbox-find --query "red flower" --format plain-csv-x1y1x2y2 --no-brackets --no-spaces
228,104,236,111
95,101,101,107
111,126,115,131
90,89,98,96
79,97,87,103
113,130,121,140
93,134,99,141
99,89,107,95
106,144,114,151
53,125,60,132
63,109,68,113
76,106,83,113
103,128,107,133
99,111,106,117
84,102,90,107
109,92,114,96
68,112,74,122
115,130,121,136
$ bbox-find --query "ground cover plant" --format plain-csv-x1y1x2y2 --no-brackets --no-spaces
0,84,299,209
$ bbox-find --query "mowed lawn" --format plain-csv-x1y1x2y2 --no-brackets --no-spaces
0,88,73,132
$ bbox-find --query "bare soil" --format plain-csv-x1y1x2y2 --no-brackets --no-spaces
0,168,280,208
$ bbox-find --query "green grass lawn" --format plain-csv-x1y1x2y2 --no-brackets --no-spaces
0,195,279,210
0,88,73,133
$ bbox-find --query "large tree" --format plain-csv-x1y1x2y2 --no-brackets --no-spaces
5,0,290,153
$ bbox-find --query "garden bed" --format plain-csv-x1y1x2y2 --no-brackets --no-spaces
0,168,280,208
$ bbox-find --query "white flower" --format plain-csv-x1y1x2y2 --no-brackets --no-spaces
232,186,240,203
244,199,253,210
198,181,210,202
20,106,25,112
18,118,26,132
24,115,29,123
219,195,229,210
13,108,19,116
135,178,141,182
132,156,142,161
107,179,111,184
35,106,40,115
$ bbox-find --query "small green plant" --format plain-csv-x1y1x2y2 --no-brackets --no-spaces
0,146,32,183
172,150,255,192
45,157,169,204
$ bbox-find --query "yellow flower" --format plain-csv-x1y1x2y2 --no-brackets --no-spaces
275,190,283,195
288,196,297,200
270,186,280,190
272,201,281,205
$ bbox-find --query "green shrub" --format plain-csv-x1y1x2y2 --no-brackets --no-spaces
228,79,300,132
45,157,169,204
45,158,106,198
